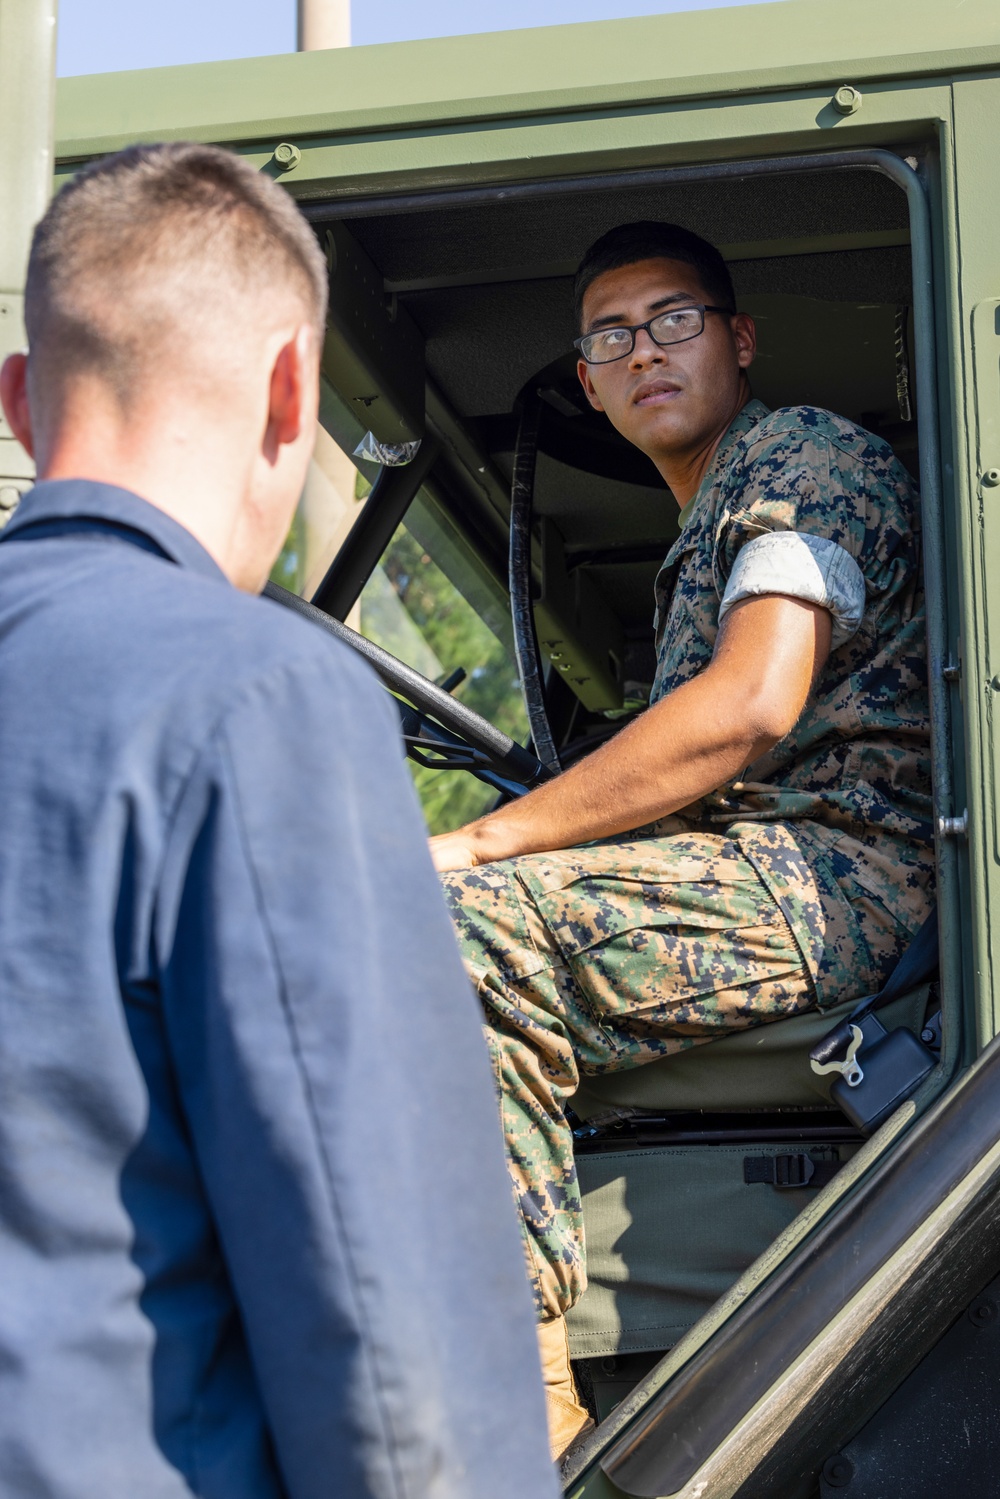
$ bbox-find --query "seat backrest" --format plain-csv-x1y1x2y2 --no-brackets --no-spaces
571,983,932,1118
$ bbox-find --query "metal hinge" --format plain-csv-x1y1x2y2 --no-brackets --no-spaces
938,810,969,838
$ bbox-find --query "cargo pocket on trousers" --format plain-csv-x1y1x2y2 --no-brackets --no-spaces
516,842,793,1037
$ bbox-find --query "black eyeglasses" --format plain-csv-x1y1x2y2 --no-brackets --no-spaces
574,303,734,366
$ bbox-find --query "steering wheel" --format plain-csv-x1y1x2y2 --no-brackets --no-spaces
264,582,550,798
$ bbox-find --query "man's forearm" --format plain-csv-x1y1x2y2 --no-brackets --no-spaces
430,594,831,871
449,668,771,865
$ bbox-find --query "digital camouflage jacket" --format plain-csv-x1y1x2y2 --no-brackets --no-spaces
651,399,935,1003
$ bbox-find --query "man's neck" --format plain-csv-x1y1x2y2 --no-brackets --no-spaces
654,381,753,507
36,392,251,585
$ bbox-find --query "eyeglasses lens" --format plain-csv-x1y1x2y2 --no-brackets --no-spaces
649,307,704,344
581,326,633,364
581,306,705,364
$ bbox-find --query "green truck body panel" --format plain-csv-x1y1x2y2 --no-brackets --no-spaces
52,0,1000,167
0,0,55,507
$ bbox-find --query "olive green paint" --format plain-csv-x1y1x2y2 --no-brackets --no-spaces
564,1468,628,1499
321,222,425,444
951,76,1000,1053
0,0,55,294
0,0,56,510
560,1104,919,1495
53,0,1000,164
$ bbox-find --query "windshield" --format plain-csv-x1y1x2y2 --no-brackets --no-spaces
357,488,528,834
271,424,370,600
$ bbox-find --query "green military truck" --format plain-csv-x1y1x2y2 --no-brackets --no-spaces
7,0,1000,1493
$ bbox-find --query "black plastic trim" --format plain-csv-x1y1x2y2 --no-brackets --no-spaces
509,393,560,774
310,437,438,620
299,150,916,223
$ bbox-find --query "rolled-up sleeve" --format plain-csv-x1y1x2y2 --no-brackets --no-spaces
153,640,555,1499
718,530,866,647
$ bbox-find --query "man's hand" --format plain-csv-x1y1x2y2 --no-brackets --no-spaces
427,593,832,870
430,831,481,873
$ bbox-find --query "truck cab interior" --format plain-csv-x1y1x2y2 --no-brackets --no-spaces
265,149,943,1435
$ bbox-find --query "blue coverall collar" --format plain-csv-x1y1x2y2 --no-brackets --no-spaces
2,478,230,585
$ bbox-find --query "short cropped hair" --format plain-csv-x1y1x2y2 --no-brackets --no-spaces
25,141,328,405
574,221,736,328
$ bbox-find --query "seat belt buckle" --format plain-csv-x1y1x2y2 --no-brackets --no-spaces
812,1014,936,1135
810,1022,865,1087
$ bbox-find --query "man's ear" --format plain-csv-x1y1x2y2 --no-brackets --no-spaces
0,353,35,458
576,356,606,414
733,312,756,371
264,324,316,459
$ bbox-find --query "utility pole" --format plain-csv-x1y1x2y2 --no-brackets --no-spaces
0,0,57,526
297,0,350,52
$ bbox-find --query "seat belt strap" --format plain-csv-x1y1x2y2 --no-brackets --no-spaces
851,907,939,1022
810,906,939,1077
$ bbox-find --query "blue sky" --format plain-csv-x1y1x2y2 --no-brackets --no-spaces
57,0,775,76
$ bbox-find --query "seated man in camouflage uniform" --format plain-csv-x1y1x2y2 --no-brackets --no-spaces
430,221,934,1459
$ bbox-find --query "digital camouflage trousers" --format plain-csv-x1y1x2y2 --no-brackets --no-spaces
440,824,905,1320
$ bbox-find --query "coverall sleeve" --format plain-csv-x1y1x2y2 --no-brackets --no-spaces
154,638,556,1499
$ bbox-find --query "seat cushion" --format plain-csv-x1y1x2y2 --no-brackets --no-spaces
570,983,931,1116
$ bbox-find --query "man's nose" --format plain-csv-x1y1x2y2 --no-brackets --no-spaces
628,329,667,370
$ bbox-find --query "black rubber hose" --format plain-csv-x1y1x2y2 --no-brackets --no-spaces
509,394,561,775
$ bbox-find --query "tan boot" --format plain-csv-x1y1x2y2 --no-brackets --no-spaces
537,1314,595,1463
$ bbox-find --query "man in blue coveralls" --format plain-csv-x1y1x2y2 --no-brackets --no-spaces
0,143,556,1499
